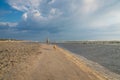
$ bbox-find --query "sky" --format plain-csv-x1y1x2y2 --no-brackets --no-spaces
0,0,120,41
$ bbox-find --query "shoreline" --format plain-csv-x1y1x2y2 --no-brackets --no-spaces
71,53,120,80
57,46,120,80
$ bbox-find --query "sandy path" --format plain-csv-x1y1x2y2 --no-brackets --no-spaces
0,42,108,80
31,45,96,80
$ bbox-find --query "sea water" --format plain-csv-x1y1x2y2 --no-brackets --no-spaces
57,43,120,75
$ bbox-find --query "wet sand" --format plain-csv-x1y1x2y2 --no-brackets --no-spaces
0,41,115,80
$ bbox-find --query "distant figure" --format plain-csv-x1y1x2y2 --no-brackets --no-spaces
46,38,50,44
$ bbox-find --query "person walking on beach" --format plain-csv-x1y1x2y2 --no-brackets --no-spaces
46,38,50,44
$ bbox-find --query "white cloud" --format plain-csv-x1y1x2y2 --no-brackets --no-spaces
81,0,99,14
48,0,56,4
0,22,18,27
48,8,63,19
34,11,41,17
22,13,28,21
8,0,63,22
86,8,120,29
8,0,43,12
29,0,42,8
8,22,18,27
7,0,120,28
50,8,56,15
8,0,29,12
6,0,120,40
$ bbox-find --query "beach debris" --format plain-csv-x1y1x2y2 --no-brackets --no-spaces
53,45,57,50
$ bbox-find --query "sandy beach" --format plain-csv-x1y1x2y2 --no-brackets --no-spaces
0,41,115,80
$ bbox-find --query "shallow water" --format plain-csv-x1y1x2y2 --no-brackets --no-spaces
57,43,120,75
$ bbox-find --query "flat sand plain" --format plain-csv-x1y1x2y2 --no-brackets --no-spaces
0,41,112,80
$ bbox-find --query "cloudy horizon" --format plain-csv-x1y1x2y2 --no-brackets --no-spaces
0,0,120,41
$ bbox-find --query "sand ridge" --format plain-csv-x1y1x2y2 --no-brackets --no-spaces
0,42,111,80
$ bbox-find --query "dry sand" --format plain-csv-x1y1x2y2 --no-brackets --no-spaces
0,41,113,80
